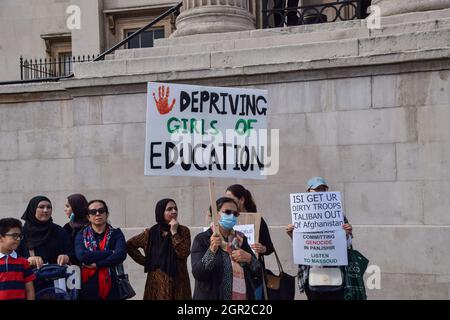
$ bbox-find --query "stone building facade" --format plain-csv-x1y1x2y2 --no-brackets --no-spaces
1,0,450,299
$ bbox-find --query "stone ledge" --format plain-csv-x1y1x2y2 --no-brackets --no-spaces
360,28,450,55
211,39,359,69
2,47,450,96
74,53,211,79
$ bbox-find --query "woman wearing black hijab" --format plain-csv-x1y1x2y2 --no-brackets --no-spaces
17,196,72,291
126,198,191,300
63,194,89,265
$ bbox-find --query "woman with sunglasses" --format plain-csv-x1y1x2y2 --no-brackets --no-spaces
191,197,261,300
75,199,127,300
126,198,192,300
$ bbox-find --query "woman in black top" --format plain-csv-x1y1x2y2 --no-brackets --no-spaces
225,184,274,259
63,193,89,265
17,195,72,292
225,184,274,300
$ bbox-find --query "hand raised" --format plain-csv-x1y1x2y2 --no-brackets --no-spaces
153,85,176,115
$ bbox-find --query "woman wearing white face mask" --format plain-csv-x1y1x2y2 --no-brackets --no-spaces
191,197,261,300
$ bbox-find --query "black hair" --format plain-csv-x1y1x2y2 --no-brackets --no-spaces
226,184,257,212
209,197,238,215
0,218,23,237
87,199,109,215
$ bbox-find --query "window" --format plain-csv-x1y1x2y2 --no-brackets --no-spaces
104,6,174,50
58,52,73,76
125,28,165,49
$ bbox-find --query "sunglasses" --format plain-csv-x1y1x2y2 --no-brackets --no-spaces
222,209,240,217
88,207,107,216
4,233,23,241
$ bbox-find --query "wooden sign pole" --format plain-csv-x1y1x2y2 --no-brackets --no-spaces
208,177,219,236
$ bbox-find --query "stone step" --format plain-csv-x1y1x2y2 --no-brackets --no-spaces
211,28,450,69
110,13,450,61
112,26,368,60
151,8,450,48
371,17,450,37
74,27,450,79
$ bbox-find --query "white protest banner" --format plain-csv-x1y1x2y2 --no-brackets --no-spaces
293,230,348,266
145,82,268,179
234,224,255,248
290,192,344,232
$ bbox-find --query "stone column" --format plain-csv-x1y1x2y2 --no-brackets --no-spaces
372,0,450,16
171,0,255,38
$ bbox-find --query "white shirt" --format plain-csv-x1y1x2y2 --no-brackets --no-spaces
0,250,18,259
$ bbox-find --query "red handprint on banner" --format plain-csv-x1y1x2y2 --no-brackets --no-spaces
153,85,176,115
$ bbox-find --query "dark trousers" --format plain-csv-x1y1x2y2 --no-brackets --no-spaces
273,0,300,27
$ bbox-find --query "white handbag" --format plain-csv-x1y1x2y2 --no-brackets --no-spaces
308,267,343,286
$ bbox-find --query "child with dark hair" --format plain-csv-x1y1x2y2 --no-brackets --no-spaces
0,218,35,300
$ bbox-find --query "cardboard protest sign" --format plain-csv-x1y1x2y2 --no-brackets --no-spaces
290,192,345,232
293,230,348,266
145,82,268,179
237,212,261,244
234,224,255,248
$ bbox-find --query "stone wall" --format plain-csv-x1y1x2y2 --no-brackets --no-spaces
1,6,450,299
1,62,450,299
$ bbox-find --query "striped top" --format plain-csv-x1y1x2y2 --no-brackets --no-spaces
0,251,36,300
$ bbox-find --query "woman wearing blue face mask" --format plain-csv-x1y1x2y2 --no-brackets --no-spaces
191,197,261,300
63,194,89,266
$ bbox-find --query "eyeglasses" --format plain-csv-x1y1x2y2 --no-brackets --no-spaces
37,205,52,209
222,209,240,217
88,207,107,215
4,233,23,241
165,206,178,212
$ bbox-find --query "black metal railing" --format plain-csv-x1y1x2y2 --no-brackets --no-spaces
94,1,182,61
262,0,369,28
20,55,96,80
1,1,182,85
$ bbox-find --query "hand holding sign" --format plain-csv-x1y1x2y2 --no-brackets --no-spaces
209,234,222,253
153,85,176,115
250,242,267,254
342,223,352,236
